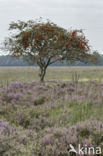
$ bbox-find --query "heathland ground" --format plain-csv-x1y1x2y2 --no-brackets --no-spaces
0,66,103,156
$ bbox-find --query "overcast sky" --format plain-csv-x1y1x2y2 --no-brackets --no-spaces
0,0,103,54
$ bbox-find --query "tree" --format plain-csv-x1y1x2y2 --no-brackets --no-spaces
92,51,103,65
3,19,94,82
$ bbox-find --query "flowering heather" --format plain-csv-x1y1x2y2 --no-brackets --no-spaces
0,119,37,156
0,118,102,156
0,80,103,155
0,81,50,105
1,80,103,106
38,119,103,156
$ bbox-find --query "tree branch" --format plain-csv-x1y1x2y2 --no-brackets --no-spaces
49,57,62,65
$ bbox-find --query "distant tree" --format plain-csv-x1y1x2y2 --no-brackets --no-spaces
92,51,103,65
3,18,95,82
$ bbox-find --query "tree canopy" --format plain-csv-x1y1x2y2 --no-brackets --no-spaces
3,19,95,81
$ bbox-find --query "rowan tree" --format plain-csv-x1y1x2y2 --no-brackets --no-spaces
3,19,94,82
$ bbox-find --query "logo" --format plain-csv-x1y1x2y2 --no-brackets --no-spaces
68,144,101,155
69,144,77,154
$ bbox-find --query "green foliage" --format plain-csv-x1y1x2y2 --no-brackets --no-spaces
92,51,103,65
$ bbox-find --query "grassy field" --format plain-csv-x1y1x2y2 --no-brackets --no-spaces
0,66,103,156
0,66,103,83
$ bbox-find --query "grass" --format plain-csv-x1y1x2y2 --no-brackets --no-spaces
0,66,103,83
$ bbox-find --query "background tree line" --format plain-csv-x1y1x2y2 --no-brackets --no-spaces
0,52,102,66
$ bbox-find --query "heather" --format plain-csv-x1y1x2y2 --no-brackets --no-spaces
38,119,103,156
0,67,103,155
0,119,37,156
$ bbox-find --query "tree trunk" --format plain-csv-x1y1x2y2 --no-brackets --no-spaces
39,67,46,82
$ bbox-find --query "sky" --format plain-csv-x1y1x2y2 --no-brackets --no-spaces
0,0,103,54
